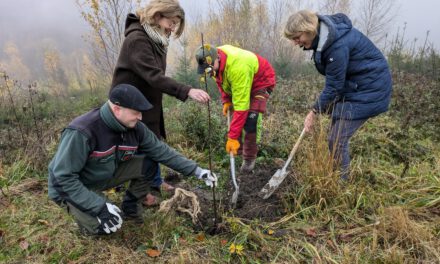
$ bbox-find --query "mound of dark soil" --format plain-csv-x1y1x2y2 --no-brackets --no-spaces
223,163,287,221
169,163,292,228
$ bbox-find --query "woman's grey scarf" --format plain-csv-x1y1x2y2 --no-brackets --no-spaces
142,23,169,54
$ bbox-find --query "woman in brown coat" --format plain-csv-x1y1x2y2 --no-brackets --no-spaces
111,0,210,205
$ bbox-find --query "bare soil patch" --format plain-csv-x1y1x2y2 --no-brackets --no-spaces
167,162,292,229
223,163,287,220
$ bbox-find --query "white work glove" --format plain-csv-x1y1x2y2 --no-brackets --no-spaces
96,202,123,234
194,167,218,187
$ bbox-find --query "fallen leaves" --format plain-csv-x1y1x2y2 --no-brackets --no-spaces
326,239,337,251
178,237,187,245
195,233,205,242
37,219,50,226
145,249,161,258
338,233,354,242
19,239,29,250
305,228,317,237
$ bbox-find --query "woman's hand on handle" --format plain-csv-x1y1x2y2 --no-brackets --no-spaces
304,110,316,133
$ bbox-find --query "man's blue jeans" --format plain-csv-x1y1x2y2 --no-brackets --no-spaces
328,118,368,180
152,164,162,187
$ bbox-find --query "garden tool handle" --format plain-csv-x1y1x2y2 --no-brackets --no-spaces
227,110,238,190
227,110,235,157
227,109,231,130
283,128,306,171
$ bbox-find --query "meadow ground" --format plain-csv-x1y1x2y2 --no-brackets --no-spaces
1,75,439,263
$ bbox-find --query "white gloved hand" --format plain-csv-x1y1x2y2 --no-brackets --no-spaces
96,202,123,234
194,167,218,187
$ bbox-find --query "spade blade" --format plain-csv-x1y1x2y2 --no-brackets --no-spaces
259,168,289,199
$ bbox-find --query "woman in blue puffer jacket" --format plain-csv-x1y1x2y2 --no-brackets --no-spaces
284,10,392,180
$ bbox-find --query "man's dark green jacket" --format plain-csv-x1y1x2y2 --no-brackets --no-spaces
48,102,198,216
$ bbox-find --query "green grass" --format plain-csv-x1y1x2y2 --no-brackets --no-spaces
1,76,439,263
1,120,438,263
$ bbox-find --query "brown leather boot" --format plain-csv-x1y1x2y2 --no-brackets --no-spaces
142,193,159,207
160,181,175,193
240,159,256,173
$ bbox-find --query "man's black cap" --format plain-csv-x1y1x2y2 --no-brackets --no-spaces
109,84,153,112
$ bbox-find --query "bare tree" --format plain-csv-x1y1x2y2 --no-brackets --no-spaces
44,48,69,96
268,0,294,57
0,42,31,81
319,0,352,15
356,0,397,43
201,0,277,52
266,0,309,78
76,0,140,80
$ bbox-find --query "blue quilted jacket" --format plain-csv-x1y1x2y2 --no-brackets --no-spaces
312,13,392,120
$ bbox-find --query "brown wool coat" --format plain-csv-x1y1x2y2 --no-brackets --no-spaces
111,14,191,139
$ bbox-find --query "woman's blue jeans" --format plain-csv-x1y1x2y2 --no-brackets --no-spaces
328,118,368,180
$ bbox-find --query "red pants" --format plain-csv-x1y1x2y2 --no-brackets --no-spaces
238,88,271,160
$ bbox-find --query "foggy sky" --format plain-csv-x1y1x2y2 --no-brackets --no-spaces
0,0,439,62
0,0,88,54
393,0,440,47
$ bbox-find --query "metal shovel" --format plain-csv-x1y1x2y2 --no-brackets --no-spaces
259,128,306,199
227,110,239,207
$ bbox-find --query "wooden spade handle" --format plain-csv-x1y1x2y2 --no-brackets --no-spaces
282,128,306,171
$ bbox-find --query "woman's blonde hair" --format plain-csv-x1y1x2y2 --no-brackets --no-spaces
136,0,185,37
284,10,319,40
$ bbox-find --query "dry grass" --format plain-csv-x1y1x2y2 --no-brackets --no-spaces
378,206,439,260
1,78,440,263
300,117,341,204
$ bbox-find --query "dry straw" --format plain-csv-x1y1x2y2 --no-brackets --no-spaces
378,206,438,259
159,187,201,224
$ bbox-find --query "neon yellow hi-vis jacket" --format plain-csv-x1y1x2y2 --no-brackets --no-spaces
217,45,259,112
